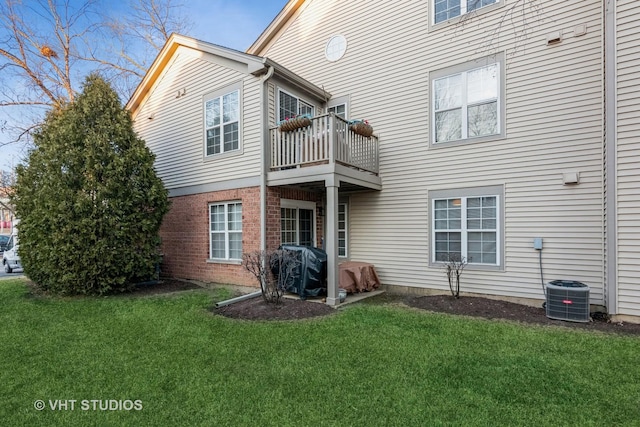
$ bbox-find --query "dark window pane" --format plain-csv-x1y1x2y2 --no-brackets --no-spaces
279,91,297,121
468,101,498,137
299,209,313,247
206,128,220,155
223,123,238,151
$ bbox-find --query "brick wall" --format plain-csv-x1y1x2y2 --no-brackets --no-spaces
160,185,324,287
267,187,324,250
160,186,260,287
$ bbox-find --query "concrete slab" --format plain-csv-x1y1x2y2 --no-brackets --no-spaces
284,289,386,308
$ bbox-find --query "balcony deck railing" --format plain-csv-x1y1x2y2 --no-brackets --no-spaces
269,113,379,174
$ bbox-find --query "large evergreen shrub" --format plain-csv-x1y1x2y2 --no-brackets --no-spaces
12,74,169,294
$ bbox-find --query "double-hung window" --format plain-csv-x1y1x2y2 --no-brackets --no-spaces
205,86,240,156
278,90,314,121
431,186,502,267
433,0,498,24
210,202,242,260
431,55,503,144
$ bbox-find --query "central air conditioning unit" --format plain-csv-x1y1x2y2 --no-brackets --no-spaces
546,280,590,323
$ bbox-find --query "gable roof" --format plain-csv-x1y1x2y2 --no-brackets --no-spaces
127,31,329,119
247,0,306,55
126,33,267,117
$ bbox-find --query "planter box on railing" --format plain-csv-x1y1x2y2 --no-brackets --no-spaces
278,114,312,132
348,119,374,137
270,113,379,174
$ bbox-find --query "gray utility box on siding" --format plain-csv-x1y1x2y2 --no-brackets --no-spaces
545,280,590,323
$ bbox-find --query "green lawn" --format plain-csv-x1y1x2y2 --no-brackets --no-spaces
1,278,639,426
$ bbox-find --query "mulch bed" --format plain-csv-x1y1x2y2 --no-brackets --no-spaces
131,279,335,320
214,291,640,335
404,294,640,336
215,296,335,321
24,278,202,298
126,279,202,296
29,277,639,334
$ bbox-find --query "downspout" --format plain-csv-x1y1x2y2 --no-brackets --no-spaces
259,64,275,254
604,0,617,314
215,63,273,310
215,291,262,308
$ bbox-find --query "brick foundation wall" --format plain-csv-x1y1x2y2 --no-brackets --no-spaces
160,185,324,287
160,187,261,287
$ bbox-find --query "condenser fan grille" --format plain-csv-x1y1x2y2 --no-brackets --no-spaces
546,280,590,323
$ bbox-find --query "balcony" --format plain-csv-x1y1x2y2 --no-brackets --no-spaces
269,114,379,176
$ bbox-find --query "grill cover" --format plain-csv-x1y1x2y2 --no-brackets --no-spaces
277,245,327,299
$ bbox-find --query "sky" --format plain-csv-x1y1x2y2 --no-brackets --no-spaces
0,0,289,170
187,0,288,50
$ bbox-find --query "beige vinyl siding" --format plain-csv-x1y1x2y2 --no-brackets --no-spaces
262,0,605,303
268,82,276,127
616,0,640,316
134,46,262,191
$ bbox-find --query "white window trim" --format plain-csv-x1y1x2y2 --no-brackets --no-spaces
280,199,316,246
432,197,500,265
430,53,505,147
338,202,348,258
203,81,243,159
209,201,242,262
430,0,503,28
277,88,316,122
429,185,504,270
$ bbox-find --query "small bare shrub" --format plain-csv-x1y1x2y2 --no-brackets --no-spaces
444,254,468,299
243,250,300,305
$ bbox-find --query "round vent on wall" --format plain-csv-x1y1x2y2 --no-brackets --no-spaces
325,35,347,62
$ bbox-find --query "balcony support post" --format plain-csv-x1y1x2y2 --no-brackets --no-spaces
325,180,340,306
328,114,335,165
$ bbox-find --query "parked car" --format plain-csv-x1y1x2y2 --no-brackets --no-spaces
2,234,20,273
0,234,9,253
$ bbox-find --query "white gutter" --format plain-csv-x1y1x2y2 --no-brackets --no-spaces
604,0,617,314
